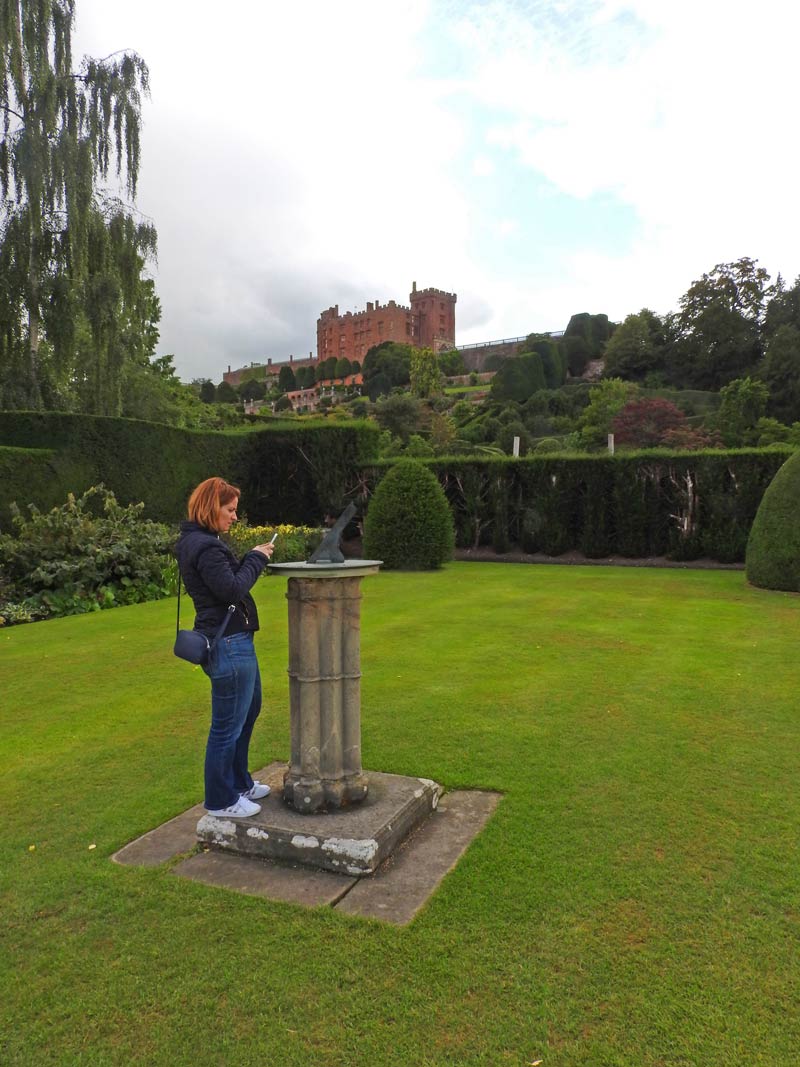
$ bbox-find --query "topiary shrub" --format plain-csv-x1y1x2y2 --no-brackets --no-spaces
745,450,800,591
363,460,454,570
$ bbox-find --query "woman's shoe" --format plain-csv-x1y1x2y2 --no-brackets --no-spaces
242,781,271,800
206,795,261,818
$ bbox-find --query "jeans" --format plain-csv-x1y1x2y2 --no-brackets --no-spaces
202,632,261,810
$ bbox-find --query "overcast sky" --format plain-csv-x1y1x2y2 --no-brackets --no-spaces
74,0,800,383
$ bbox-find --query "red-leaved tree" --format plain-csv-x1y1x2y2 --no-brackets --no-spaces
611,398,687,447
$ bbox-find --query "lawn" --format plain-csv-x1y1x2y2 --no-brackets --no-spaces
2,563,799,1066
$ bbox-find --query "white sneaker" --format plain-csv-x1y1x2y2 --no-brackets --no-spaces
206,795,261,818
242,781,271,800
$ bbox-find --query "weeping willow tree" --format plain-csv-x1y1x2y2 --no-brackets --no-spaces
0,0,157,411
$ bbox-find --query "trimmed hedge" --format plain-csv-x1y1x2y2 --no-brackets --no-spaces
745,451,800,591
359,449,793,563
363,460,454,569
0,412,379,529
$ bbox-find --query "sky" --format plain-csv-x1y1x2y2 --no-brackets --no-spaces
74,0,800,383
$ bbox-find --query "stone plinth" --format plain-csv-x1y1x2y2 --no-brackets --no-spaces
268,560,381,813
196,766,442,875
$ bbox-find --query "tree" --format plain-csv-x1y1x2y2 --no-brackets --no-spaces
760,325,800,424
239,378,266,401
578,378,639,448
667,258,773,390
335,357,352,378
293,365,312,389
372,392,424,442
409,346,441,398
437,348,465,376
602,309,666,382
764,274,800,340
216,380,237,404
716,376,769,446
314,356,338,383
611,397,687,448
429,411,457,453
200,380,216,403
363,460,454,570
277,364,296,392
0,1,154,408
562,313,612,376
533,339,566,389
490,352,545,403
362,341,412,398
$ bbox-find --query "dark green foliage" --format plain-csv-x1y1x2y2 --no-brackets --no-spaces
294,365,315,389
0,412,380,528
216,380,237,404
277,365,296,392
362,341,412,399
534,340,566,388
603,309,667,382
239,378,266,401
437,349,466,376
715,377,769,446
563,312,612,376
0,486,174,624
667,258,771,390
0,4,154,410
490,352,546,402
335,357,352,378
359,450,791,563
199,380,216,403
372,393,424,442
746,451,800,590
316,356,338,382
363,460,454,569
761,325,800,424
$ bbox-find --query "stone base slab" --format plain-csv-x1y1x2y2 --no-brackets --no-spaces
196,764,442,875
112,763,501,925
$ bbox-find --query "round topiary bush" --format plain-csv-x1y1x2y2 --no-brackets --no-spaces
746,450,800,591
363,460,454,570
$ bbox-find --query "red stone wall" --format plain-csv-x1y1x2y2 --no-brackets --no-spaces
317,301,413,364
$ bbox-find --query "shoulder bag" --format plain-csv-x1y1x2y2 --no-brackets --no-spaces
173,578,236,665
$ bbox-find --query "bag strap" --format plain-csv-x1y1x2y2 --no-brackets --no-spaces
211,604,237,647
176,573,235,646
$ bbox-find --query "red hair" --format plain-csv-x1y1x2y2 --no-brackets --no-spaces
187,477,240,531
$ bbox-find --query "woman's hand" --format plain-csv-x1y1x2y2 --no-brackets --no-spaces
253,542,275,559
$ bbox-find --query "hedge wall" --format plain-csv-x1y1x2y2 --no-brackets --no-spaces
0,412,379,529
358,449,793,563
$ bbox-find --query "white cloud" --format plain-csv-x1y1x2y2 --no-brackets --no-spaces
448,0,800,326
71,0,800,375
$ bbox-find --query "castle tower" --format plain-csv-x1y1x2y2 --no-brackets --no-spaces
409,281,457,353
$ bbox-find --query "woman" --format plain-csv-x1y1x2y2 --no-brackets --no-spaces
175,477,275,818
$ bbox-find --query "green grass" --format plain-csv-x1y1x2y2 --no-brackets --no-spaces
2,563,799,1065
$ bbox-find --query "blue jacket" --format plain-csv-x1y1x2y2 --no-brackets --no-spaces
175,521,267,637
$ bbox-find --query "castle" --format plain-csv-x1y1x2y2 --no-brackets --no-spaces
222,282,457,395
317,282,456,365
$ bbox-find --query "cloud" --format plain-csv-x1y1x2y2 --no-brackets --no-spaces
73,0,800,377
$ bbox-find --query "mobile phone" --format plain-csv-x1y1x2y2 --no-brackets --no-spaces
269,532,278,544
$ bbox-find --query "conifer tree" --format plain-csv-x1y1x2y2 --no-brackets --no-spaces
0,0,155,409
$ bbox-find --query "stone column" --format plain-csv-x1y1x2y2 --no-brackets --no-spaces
266,560,382,812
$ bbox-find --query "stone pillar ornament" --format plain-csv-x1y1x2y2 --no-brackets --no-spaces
270,505,380,813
